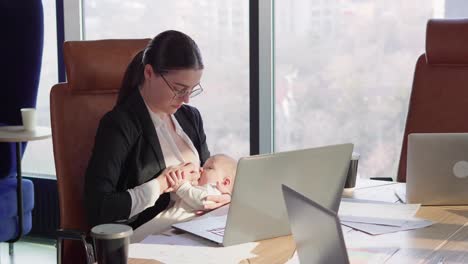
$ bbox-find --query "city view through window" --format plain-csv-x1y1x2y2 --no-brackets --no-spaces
275,0,468,179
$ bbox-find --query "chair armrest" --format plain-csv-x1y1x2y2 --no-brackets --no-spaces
56,229,95,264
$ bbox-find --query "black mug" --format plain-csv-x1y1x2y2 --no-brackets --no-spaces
91,224,133,264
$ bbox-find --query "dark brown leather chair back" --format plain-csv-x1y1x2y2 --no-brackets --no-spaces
50,39,149,263
397,19,468,182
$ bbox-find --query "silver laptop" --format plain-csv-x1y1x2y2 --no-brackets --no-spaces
282,184,349,264
407,133,468,205
173,143,353,246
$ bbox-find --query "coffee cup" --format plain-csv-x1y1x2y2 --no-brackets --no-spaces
20,108,36,131
91,224,133,264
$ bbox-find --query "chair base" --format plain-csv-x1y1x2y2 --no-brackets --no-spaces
9,242,13,256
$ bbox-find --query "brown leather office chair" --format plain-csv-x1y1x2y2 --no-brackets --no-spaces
397,19,468,182
50,39,149,264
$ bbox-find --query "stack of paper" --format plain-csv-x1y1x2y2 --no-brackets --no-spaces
338,199,433,235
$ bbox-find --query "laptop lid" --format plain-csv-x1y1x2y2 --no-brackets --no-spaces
407,133,468,205
223,143,353,246
282,184,349,264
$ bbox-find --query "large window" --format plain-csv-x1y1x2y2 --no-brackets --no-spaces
22,0,58,176
274,0,468,179
84,0,250,159
23,0,468,178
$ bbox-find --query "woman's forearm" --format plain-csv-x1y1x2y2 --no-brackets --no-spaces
127,178,162,218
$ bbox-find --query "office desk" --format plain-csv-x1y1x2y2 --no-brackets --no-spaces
129,181,468,264
343,183,468,263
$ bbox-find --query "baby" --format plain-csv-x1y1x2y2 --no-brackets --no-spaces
130,154,237,243
164,154,237,215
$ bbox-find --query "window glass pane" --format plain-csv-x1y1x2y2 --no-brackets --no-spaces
84,1,249,159
274,0,468,179
22,1,57,176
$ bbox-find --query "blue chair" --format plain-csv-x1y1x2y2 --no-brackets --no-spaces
0,132,35,255
0,174,35,255
0,0,43,255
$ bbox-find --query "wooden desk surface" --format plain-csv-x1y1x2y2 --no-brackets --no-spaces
344,182,468,263
129,181,468,264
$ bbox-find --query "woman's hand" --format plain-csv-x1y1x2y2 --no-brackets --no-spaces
156,166,178,193
156,162,200,193
166,170,187,191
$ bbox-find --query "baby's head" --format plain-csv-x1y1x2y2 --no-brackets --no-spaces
199,154,237,192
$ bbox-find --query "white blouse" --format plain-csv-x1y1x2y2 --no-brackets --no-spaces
126,102,200,218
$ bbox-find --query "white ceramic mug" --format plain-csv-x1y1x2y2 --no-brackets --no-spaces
20,108,37,131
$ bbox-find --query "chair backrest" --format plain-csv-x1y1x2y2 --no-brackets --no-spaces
397,19,468,182
50,39,149,263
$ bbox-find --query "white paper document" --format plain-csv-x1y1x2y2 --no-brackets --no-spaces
129,241,258,264
338,201,421,220
342,219,433,235
338,200,433,235
340,215,409,227
141,232,215,247
284,251,299,264
341,225,353,233
394,184,407,203
285,247,399,264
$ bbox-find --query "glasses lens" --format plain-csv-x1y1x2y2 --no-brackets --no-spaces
189,85,203,98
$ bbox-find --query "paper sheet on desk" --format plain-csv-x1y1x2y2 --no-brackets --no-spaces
342,225,353,233
340,215,411,226
141,232,215,247
342,219,433,235
129,242,258,264
338,201,421,220
338,200,433,235
285,247,399,264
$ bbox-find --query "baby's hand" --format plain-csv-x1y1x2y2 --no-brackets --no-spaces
216,181,232,195
181,162,201,185
166,169,188,191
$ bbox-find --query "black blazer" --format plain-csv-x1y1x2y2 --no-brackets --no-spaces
84,90,210,230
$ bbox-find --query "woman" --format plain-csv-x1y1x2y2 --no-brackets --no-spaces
84,30,230,232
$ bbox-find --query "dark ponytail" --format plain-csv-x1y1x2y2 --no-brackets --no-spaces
117,50,145,105
117,30,204,106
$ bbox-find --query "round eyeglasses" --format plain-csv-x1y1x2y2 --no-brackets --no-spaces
159,73,204,99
